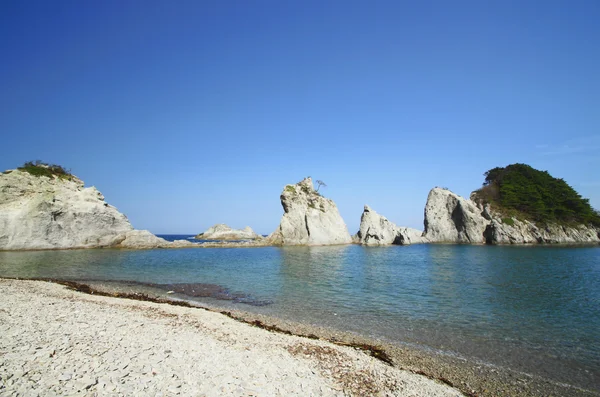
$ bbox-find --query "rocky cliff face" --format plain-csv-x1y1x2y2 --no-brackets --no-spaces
355,205,427,245
0,169,135,250
195,224,262,240
423,187,600,245
484,218,600,244
0,169,193,250
268,177,352,246
423,188,488,243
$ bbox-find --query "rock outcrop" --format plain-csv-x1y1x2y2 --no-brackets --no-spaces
423,188,489,244
355,205,427,245
483,218,600,245
423,187,600,245
268,177,352,246
114,230,196,249
0,169,135,250
0,168,195,250
195,224,262,240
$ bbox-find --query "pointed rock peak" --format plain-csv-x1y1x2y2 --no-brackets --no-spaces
269,177,351,246
423,187,487,243
297,177,314,190
363,205,372,212
429,186,457,196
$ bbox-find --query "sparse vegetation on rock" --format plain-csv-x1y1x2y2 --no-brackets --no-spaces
315,180,327,193
18,160,73,180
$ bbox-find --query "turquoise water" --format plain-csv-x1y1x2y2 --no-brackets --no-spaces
1,241,598,390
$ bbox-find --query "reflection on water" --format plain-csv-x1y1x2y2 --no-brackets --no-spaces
1,243,599,390
280,245,347,280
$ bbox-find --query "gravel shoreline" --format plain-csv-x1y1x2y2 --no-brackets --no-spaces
1,278,597,397
0,279,462,396
57,278,600,397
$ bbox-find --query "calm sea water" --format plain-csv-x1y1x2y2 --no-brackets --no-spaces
1,238,598,390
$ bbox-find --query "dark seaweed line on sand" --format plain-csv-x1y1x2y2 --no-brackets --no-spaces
2,277,469,396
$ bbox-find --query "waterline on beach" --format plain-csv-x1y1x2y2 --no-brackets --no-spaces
0,242,598,393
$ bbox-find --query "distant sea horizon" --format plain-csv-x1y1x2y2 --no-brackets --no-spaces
157,234,269,241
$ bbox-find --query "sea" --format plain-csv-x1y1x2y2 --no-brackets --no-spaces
1,236,598,391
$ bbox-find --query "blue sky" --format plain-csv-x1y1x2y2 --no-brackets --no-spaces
1,0,599,234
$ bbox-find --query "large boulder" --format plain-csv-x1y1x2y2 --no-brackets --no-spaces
355,205,427,245
423,187,488,244
0,169,134,250
268,177,352,246
195,224,262,240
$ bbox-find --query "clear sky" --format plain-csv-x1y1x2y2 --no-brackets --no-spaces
1,0,599,234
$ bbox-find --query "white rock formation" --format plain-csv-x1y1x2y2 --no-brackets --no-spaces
423,187,600,245
195,224,262,240
0,169,135,250
0,168,195,250
484,218,600,245
268,177,352,246
356,205,427,245
423,188,489,244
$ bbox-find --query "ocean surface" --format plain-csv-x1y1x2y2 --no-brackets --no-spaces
1,237,598,391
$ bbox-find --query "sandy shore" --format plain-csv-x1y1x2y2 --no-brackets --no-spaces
0,279,463,396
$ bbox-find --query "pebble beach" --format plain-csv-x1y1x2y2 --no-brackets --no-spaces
0,279,463,396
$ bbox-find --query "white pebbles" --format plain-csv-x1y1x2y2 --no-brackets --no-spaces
0,279,462,396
